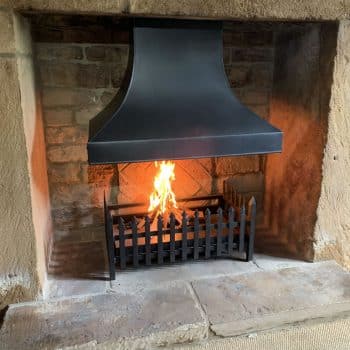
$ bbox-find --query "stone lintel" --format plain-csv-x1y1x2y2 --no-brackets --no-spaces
2,0,349,21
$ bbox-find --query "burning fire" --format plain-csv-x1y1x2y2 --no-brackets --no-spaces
148,161,177,215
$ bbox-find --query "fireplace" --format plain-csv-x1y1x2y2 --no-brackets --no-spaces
3,5,348,308
27,16,338,278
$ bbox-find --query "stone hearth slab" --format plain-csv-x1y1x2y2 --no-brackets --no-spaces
44,255,307,300
171,318,350,350
192,261,350,337
253,254,311,271
110,259,259,294
0,282,208,350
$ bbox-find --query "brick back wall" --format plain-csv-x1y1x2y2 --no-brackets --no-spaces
35,41,125,235
31,16,275,237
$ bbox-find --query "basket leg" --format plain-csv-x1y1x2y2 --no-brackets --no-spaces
246,197,256,262
104,197,116,280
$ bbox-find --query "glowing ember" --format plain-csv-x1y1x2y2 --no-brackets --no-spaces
148,161,177,215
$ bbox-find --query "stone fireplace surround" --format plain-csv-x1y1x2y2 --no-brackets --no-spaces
1,0,350,309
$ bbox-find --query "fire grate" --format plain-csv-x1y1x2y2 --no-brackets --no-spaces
104,189,257,280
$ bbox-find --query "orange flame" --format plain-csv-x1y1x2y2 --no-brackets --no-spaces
148,161,177,215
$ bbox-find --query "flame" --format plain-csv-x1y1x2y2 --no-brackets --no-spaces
148,161,177,215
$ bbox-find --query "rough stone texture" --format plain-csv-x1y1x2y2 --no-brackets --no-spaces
0,282,208,350
45,238,304,300
7,0,350,21
48,162,81,183
39,62,110,88
110,260,259,295
262,23,338,260
176,318,350,350
0,13,48,308
315,21,350,270
1,259,350,349
192,261,350,337
15,14,53,293
45,126,88,145
47,144,87,163
33,38,128,236
36,44,83,60
0,10,15,54
43,277,108,299
42,87,101,107
43,109,74,126
253,254,311,271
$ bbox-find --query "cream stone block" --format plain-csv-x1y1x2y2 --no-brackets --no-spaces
0,58,39,308
315,21,350,270
0,10,15,54
8,0,350,21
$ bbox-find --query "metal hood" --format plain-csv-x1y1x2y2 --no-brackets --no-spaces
88,19,282,164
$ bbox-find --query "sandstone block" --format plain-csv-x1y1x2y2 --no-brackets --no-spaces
49,165,113,209
42,88,99,107
81,163,116,184
75,106,103,125
224,172,265,193
51,206,103,229
0,282,207,349
44,109,74,126
35,44,83,60
48,162,81,183
0,11,15,54
0,58,21,114
192,261,350,337
85,45,128,63
216,156,260,176
50,183,92,208
0,58,39,305
39,62,109,88
231,47,273,62
47,144,87,163
46,126,88,145
13,13,32,55
9,0,350,21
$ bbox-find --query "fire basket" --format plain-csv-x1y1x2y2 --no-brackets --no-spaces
104,182,256,280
